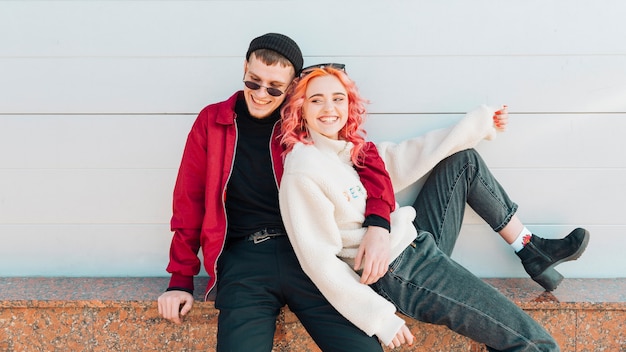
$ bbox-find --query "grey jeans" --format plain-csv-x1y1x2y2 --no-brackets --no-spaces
372,149,559,352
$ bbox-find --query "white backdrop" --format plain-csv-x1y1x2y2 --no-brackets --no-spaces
1,0,625,278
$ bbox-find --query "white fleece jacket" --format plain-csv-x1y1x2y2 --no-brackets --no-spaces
279,105,497,346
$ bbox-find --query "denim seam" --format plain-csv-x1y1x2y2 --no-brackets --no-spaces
474,171,519,232
436,162,470,244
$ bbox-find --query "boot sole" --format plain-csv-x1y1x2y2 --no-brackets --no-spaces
532,228,590,291
533,267,563,291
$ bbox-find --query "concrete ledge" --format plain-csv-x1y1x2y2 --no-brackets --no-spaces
1,277,624,351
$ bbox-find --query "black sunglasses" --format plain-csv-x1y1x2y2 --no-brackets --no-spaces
299,63,346,78
243,80,285,97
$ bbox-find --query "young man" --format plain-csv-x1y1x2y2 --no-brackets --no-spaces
157,33,395,351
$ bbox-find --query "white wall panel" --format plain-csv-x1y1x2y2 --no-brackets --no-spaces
348,56,626,114
0,224,174,277
0,169,176,223
0,115,194,169
0,167,622,228
2,56,625,113
0,57,241,114
2,1,625,57
1,113,623,169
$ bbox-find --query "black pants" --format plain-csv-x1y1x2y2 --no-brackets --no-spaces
215,236,382,352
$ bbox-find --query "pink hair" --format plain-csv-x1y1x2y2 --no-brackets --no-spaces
280,67,369,167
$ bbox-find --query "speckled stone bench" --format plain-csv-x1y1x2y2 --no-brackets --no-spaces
0,277,624,351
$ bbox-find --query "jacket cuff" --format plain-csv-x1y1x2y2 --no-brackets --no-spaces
364,197,392,224
168,274,194,293
363,214,391,232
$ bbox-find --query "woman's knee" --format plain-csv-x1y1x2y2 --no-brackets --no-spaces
446,148,482,164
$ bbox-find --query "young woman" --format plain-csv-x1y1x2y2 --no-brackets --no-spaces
279,65,587,350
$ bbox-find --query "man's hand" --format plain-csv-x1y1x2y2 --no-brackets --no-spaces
386,324,415,349
354,225,391,285
157,290,194,324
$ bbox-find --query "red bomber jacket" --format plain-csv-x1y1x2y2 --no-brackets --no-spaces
166,91,395,300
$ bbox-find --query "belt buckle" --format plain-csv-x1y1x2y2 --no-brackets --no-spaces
253,233,271,244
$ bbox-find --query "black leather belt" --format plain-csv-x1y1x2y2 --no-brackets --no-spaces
242,228,287,244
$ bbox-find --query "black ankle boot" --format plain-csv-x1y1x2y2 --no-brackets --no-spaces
516,228,590,291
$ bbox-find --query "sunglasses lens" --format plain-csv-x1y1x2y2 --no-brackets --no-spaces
243,81,284,97
266,88,283,97
244,81,261,90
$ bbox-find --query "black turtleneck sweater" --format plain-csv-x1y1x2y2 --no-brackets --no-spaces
225,99,285,239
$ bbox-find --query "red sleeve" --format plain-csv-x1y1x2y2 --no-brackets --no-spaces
165,112,208,293
356,142,395,224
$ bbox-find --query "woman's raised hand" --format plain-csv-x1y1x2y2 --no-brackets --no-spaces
494,105,509,132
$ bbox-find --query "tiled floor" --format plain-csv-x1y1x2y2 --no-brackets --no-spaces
0,277,624,351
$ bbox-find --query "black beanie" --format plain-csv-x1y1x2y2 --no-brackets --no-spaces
246,33,303,74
